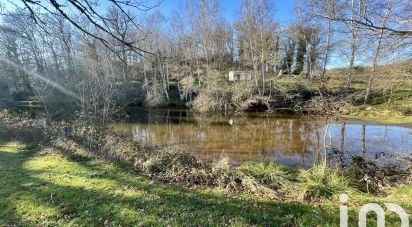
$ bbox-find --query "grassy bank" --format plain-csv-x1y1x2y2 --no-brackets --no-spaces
1,140,411,226
271,63,412,124
343,104,412,125
341,88,412,125
0,141,339,226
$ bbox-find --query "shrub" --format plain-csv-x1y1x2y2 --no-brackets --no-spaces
301,96,349,115
179,75,198,101
191,70,232,113
144,84,167,107
191,70,259,113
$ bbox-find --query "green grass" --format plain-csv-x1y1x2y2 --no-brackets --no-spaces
0,141,340,226
0,140,411,226
343,105,412,124
275,68,412,124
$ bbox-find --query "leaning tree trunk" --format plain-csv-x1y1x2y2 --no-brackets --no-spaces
346,0,360,88
260,25,265,95
249,39,261,95
347,38,356,88
364,0,394,104
320,18,332,86
158,53,170,102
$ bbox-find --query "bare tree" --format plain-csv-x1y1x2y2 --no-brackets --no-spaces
15,0,159,59
319,0,335,84
364,0,396,104
106,6,137,79
344,0,365,87
0,22,33,95
236,0,277,95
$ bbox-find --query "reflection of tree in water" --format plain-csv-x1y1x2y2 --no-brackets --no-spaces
362,124,367,158
340,122,346,167
124,111,325,164
114,109,412,167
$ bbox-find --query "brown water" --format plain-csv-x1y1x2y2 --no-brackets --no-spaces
113,108,412,168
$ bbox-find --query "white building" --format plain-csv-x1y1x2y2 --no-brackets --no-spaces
228,71,252,81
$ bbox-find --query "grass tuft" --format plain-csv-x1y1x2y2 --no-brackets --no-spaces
298,165,352,201
237,161,296,190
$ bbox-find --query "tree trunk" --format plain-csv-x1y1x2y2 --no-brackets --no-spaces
249,39,261,95
260,25,265,95
364,0,394,104
346,0,358,88
320,18,332,86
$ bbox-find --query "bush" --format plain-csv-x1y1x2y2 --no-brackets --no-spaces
353,66,365,72
144,85,167,107
191,71,232,113
300,96,349,115
191,70,259,113
179,75,198,101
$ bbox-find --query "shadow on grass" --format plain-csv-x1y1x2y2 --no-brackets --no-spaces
0,139,343,226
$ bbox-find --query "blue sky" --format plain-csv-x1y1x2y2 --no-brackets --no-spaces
1,0,295,25
156,0,295,24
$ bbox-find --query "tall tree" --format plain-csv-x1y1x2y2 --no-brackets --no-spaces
236,0,277,95
346,0,365,87
364,0,396,104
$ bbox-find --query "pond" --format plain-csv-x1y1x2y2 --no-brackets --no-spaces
113,107,412,168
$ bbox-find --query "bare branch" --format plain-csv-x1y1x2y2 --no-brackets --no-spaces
17,0,156,59
315,14,412,36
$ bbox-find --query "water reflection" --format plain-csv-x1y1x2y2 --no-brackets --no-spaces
113,108,412,167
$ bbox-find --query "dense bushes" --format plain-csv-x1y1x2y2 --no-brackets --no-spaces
190,71,233,113
0,110,46,145
187,71,268,113
144,84,168,107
